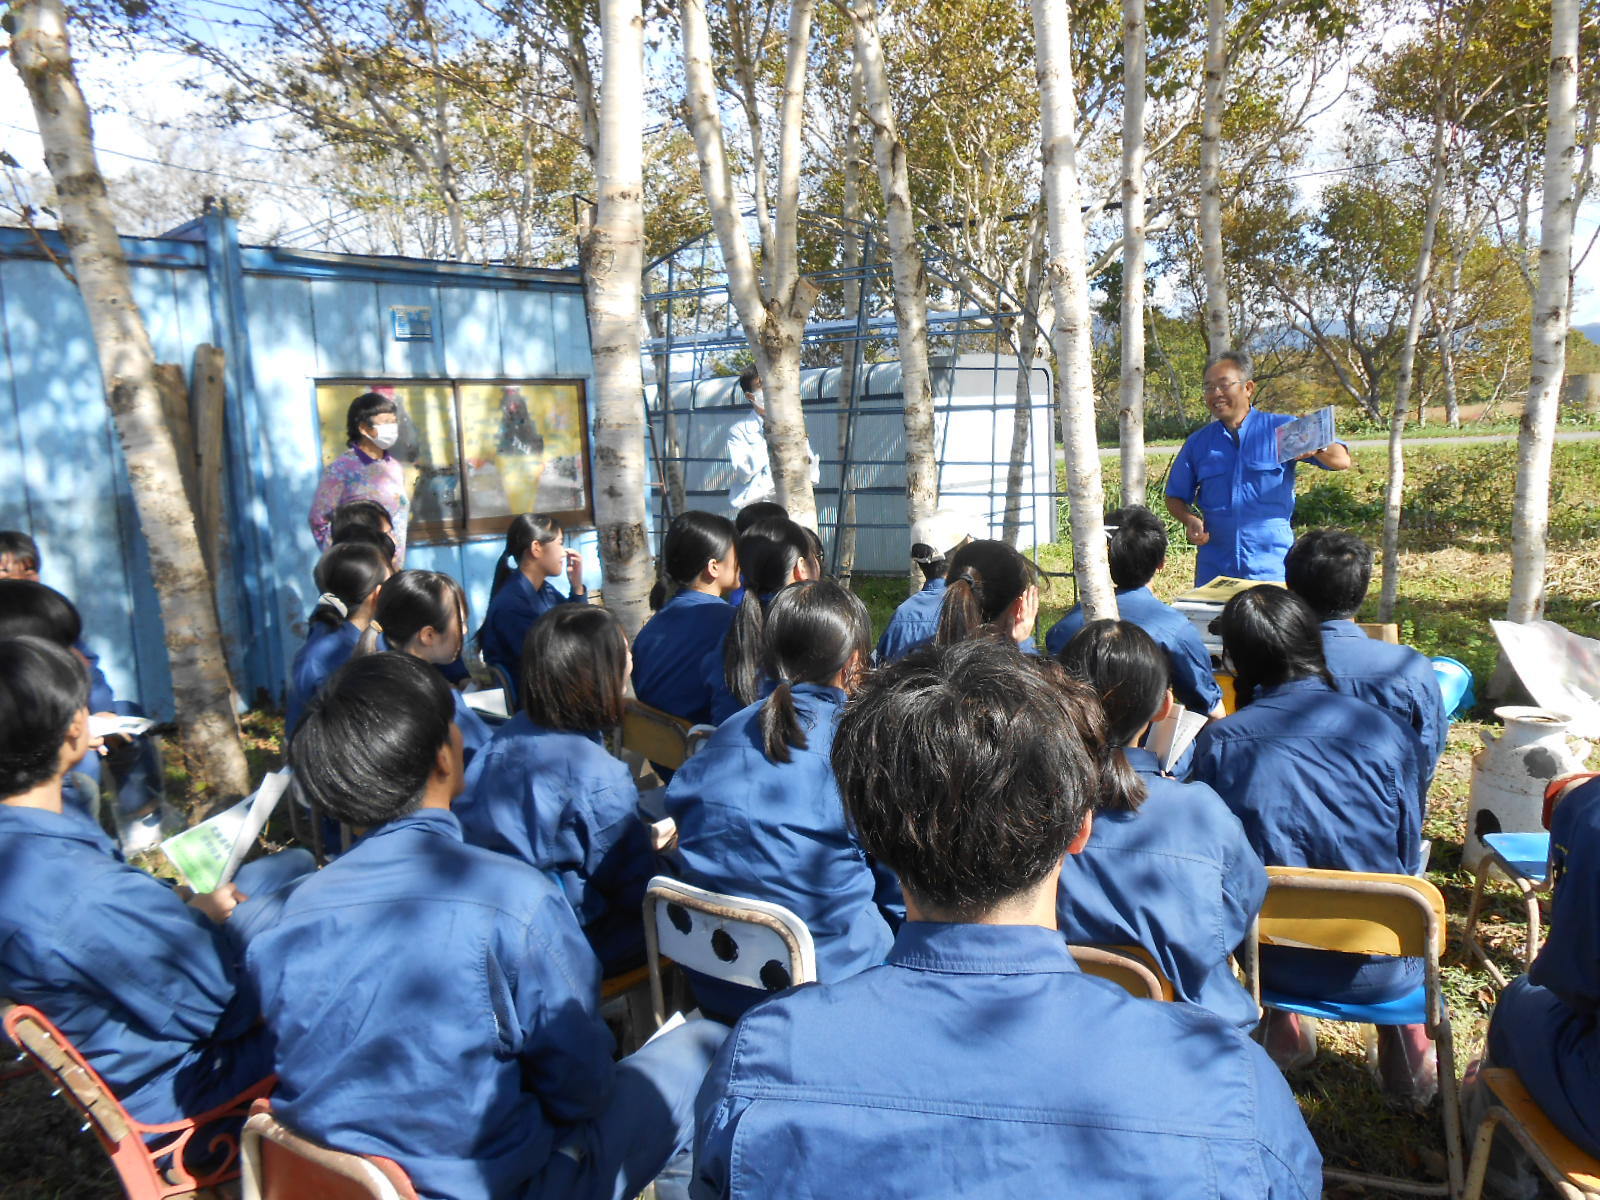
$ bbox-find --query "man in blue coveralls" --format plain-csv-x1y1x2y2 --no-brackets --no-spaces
1164,350,1351,584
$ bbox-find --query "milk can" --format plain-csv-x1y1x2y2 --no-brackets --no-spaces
1464,707,1590,871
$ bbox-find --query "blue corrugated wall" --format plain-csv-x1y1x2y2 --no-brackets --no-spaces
0,214,596,717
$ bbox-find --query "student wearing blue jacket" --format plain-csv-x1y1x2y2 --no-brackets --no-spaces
632,511,740,726
0,638,308,1129
1285,529,1448,787
1189,585,1434,1103
667,580,894,1020
703,516,821,725
476,513,587,690
934,538,1041,653
693,639,1322,1200
362,569,492,763
247,652,724,1200
457,605,656,973
1056,619,1265,1030
1485,775,1600,1158
286,541,390,734
1044,505,1226,717
874,509,980,664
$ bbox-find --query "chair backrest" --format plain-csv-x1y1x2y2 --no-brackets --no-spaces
1067,944,1176,1001
242,1099,418,1200
1258,865,1445,960
1358,621,1401,645
623,700,694,770
3,1002,133,1143
643,876,816,1025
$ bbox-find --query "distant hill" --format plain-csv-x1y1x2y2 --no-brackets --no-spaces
1577,322,1600,348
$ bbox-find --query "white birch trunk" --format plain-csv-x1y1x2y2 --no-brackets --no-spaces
1378,110,1450,623
846,0,938,552
584,0,653,639
1199,0,1232,356
1505,0,1580,627
11,0,251,804
1003,209,1048,548
679,0,819,527
835,50,866,583
1030,0,1118,620
1118,0,1149,506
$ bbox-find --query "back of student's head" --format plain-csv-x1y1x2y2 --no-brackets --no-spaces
1105,506,1167,591
0,531,40,579
309,542,390,631
364,569,465,655
651,510,737,610
521,605,628,733
723,517,823,708
1284,529,1372,621
330,524,396,564
330,500,393,538
735,501,787,534
757,580,871,764
833,639,1141,920
935,539,1038,645
289,652,453,827
1059,620,1167,792
0,637,89,800
0,580,81,647
490,512,563,599
1216,586,1331,707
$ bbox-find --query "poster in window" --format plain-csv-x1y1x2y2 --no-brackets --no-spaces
458,383,591,526
314,382,460,534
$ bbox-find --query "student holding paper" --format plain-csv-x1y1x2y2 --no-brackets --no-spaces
0,637,305,1127
1055,620,1266,1029
1164,351,1350,584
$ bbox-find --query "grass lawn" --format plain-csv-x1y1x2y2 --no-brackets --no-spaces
3,439,1596,1195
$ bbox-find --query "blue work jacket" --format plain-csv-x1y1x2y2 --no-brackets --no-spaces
1045,585,1224,714
78,638,116,713
1535,778,1600,1013
664,683,895,1018
874,577,946,664
1166,409,1339,584
0,804,272,1124
1057,748,1266,1029
478,573,585,686
633,589,738,725
1320,619,1448,787
456,714,654,972
692,921,1322,1200
451,689,492,765
244,808,616,1200
286,620,362,735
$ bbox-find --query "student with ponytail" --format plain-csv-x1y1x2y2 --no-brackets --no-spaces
456,605,656,972
358,569,492,763
665,580,892,1019
706,516,821,724
478,513,587,686
631,511,739,725
1055,619,1265,1030
934,538,1042,650
287,541,391,733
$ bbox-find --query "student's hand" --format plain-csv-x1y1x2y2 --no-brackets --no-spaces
566,550,585,594
1181,515,1210,547
649,816,678,853
92,712,130,750
189,883,248,924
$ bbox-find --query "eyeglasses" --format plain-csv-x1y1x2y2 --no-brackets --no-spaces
1203,379,1246,395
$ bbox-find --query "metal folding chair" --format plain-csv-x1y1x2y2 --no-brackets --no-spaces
643,875,816,1028
242,1097,418,1200
1067,944,1176,1001
2,1000,274,1199
1463,1069,1600,1200
1253,865,1463,1197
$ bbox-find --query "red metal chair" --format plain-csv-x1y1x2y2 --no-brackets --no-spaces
2,1001,274,1199
241,1097,419,1200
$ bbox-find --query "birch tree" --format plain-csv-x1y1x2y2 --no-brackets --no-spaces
1119,0,1149,505
581,0,653,638
1505,0,1581,629
1198,0,1232,355
680,0,820,526
10,0,252,803
841,0,938,558
1030,0,1117,620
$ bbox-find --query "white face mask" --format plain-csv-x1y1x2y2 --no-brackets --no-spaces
367,422,400,450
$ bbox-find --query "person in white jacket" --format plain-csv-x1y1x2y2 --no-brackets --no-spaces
726,367,819,513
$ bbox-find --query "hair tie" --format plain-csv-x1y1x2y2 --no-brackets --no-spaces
318,592,349,619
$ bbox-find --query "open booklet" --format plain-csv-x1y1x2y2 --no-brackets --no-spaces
1145,705,1211,774
160,768,292,893
88,713,155,739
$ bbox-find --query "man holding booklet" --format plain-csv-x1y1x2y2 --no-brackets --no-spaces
1165,350,1350,584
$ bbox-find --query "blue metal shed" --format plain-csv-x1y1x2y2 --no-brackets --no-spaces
0,210,596,717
